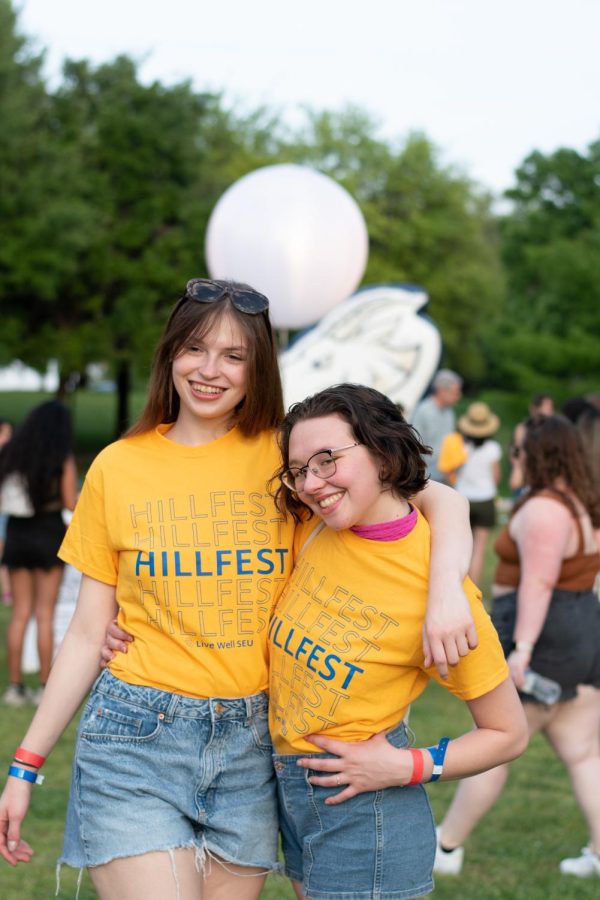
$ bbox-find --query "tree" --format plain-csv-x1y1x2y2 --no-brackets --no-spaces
0,0,96,380
55,57,283,433
491,140,600,390
283,110,504,383
1,0,276,433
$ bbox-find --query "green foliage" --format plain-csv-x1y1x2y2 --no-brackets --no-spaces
496,140,600,389
0,0,97,371
0,0,598,416
280,111,504,383
0,3,284,429
0,390,145,467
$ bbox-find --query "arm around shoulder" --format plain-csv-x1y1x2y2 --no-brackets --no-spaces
413,480,477,677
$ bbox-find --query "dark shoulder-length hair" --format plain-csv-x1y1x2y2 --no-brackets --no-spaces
515,414,600,526
0,400,73,512
127,280,284,438
271,383,430,522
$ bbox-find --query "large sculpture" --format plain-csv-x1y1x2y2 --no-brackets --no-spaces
280,284,441,419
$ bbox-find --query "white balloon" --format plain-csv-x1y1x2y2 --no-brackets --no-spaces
205,164,369,328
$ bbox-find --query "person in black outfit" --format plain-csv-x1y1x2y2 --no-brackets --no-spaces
0,401,77,706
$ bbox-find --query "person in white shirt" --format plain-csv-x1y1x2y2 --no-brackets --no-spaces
453,402,502,586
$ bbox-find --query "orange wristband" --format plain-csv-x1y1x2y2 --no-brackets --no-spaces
408,748,424,785
15,747,46,769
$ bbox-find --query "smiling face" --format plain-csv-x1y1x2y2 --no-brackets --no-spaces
288,413,407,529
171,311,248,438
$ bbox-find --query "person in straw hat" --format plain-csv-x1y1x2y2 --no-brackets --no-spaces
453,402,502,586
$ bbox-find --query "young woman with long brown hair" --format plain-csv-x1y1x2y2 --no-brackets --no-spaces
0,280,477,899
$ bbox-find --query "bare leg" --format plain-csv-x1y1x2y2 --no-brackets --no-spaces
439,702,551,848
202,855,267,900
468,528,489,588
292,880,308,900
6,568,33,683
438,765,509,849
90,848,205,900
544,686,600,852
0,559,11,602
32,566,63,683
90,845,269,900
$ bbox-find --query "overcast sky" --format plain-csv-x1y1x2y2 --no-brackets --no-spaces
18,0,600,196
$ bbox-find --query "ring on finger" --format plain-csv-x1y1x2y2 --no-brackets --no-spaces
336,775,341,786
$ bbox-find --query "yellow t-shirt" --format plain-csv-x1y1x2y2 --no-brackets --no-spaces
60,425,296,698
269,510,508,754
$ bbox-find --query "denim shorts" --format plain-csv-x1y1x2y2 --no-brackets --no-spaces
273,722,436,900
60,670,279,871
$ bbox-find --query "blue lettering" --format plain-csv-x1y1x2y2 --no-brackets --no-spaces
256,548,274,574
318,654,341,681
195,552,213,577
216,549,232,575
306,643,325,672
174,551,192,577
295,636,313,660
274,547,289,573
341,662,365,689
283,627,297,657
161,551,168,576
135,551,155,576
236,549,253,574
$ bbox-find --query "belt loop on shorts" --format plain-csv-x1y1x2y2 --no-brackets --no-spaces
165,694,179,722
244,695,254,722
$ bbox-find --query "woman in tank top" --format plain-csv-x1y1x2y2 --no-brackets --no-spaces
435,414,600,879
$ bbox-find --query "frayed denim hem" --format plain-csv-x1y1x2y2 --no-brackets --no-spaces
56,836,282,898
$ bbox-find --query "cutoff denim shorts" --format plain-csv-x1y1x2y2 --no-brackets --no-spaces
60,670,279,871
273,722,436,900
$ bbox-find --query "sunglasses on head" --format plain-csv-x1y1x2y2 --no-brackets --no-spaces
184,279,269,315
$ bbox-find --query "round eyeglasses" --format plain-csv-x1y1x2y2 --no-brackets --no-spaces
184,279,269,315
281,443,360,491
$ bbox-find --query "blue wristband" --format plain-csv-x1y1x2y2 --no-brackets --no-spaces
425,736,450,782
8,765,44,786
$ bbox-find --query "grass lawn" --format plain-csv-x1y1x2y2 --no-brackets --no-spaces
0,390,597,897
1,610,596,898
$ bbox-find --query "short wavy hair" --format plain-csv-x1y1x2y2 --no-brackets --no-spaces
272,383,430,522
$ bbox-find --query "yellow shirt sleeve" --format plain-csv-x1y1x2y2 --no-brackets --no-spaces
425,584,509,700
59,456,119,585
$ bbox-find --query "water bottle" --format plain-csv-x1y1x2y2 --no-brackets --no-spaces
520,669,561,705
